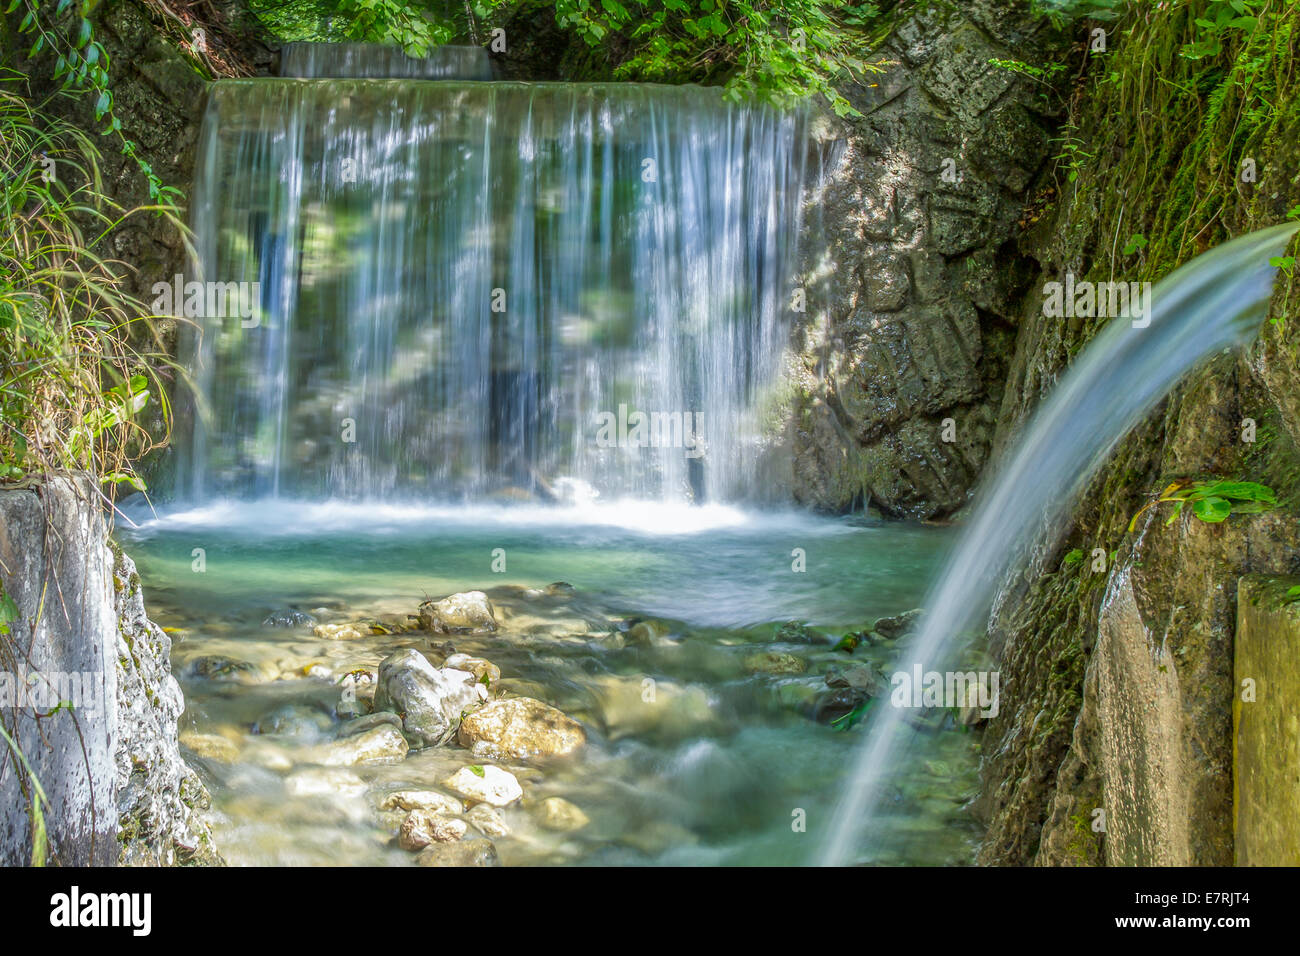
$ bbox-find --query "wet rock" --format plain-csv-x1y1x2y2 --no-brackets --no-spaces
442,765,523,807
812,688,873,726
624,618,673,646
398,810,468,850
418,591,498,634
379,790,463,815
589,675,717,740
774,621,822,644
241,740,295,772
179,732,240,763
263,609,317,629
466,804,510,837
337,712,403,737
743,651,807,675
188,655,262,682
313,621,375,641
456,697,586,759
537,796,590,832
873,609,924,640
621,820,698,855
442,652,501,685
311,725,408,766
253,705,333,738
284,767,368,800
374,648,486,748
416,838,500,867
825,663,887,695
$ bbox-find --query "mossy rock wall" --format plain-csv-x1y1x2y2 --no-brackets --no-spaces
977,1,1300,865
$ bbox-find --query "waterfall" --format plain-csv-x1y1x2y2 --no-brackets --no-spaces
178,46,807,504
279,41,494,80
817,222,1299,866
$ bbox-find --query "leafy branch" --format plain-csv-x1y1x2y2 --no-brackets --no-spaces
1127,479,1276,532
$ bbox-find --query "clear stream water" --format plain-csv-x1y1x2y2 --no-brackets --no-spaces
119,500,981,865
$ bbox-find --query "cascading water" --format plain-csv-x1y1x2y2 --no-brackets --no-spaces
817,222,1299,866
278,41,495,79
178,45,806,505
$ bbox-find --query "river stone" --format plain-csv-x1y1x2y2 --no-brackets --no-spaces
442,765,523,807
416,838,500,867
374,648,487,747
466,804,510,837
187,655,263,683
254,704,333,738
443,652,501,684
873,609,924,640
263,609,318,629
284,767,368,800
742,651,807,675
456,697,586,759
337,712,403,737
825,663,887,695
418,591,498,633
312,725,409,766
179,732,240,763
537,796,590,832
379,790,463,814
398,810,468,850
624,618,673,646
313,621,374,640
590,675,717,740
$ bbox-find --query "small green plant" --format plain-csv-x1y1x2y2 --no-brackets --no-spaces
1062,548,1084,568
469,764,486,777
830,697,873,731
1051,124,1094,184
1128,479,1276,532
7,0,182,202
988,57,1068,84
1179,0,1267,62
333,0,455,55
832,632,861,653
1122,233,1148,255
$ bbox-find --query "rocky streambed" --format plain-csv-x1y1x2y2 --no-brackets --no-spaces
121,502,983,865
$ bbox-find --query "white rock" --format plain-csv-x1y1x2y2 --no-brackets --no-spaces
442,765,523,807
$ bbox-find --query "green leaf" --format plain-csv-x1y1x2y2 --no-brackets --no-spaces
0,591,18,624
1191,496,1232,523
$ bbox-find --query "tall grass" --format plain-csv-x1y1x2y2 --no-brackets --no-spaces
0,70,187,500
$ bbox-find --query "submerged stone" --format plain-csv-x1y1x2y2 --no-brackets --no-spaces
456,697,586,759
399,810,467,850
416,838,500,867
418,591,498,634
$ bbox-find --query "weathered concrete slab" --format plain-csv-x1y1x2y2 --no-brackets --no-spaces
1234,574,1300,866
